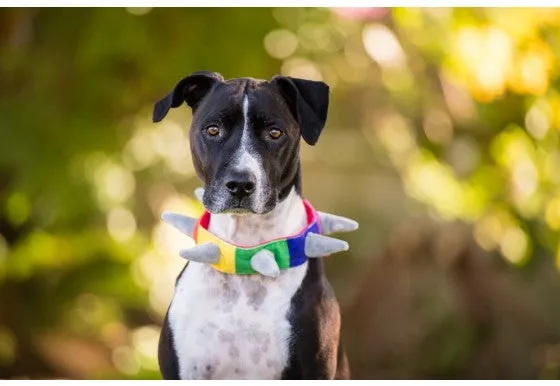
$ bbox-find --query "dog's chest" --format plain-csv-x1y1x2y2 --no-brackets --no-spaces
168,261,307,379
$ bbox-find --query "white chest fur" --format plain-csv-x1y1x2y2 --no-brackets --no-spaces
168,189,308,379
169,262,307,379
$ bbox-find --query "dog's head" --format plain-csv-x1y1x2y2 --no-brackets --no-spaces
152,71,329,215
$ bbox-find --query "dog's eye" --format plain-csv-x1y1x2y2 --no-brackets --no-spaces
269,128,284,139
206,126,220,136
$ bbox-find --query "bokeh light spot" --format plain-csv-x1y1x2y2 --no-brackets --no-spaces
112,346,140,375
545,197,560,230
281,57,323,80
525,100,550,140
107,207,137,243
500,227,528,265
126,8,152,16
423,109,453,145
264,29,299,59
362,23,406,68
5,192,30,226
94,162,136,209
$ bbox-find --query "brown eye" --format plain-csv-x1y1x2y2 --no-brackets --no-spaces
206,126,220,136
269,128,284,139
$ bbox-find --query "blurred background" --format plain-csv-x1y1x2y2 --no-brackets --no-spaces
1,7,560,380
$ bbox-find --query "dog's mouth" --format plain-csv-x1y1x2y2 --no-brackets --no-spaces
220,201,257,215
203,195,259,215
221,207,255,215
202,188,277,216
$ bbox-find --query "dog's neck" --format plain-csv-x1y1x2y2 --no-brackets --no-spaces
208,188,307,247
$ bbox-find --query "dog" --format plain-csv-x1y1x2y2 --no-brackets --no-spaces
152,71,350,380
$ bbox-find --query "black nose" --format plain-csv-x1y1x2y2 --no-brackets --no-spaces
225,171,256,199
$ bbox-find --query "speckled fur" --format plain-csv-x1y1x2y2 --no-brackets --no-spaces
168,188,308,379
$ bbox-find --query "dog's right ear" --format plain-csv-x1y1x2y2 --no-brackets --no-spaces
152,71,224,123
271,75,329,146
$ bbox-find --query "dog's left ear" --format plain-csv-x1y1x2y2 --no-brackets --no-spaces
152,71,224,123
271,76,330,146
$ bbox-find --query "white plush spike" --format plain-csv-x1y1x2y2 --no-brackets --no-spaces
250,250,280,278
305,233,349,257
179,242,220,264
194,187,205,203
161,212,197,238
318,212,359,235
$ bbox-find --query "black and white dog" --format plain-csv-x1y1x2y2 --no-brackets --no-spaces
152,71,350,380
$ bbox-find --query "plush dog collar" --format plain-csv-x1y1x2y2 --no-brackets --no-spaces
193,200,321,275
161,188,359,278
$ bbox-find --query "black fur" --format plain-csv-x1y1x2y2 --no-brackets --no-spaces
152,71,224,122
157,263,190,379
281,259,349,379
153,71,329,215
158,311,180,380
153,72,347,380
271,76,329,146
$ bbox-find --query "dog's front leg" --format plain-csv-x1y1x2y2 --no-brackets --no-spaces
284,299,342,380
158,312,181,380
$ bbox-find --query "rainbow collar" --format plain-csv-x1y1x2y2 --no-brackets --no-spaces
192,200,321,275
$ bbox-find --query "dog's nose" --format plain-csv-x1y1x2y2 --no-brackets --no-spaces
225,171,256,199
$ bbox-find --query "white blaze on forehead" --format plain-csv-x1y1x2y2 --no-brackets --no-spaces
232,95,266,211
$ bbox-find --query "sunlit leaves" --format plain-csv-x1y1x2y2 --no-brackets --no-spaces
509,41,554,96
450,26,513,102
304,7,560,268
446,12,557,103
404,150,467,220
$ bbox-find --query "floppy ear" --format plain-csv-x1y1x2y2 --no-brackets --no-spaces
271,76,329,145
152,71,224,123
